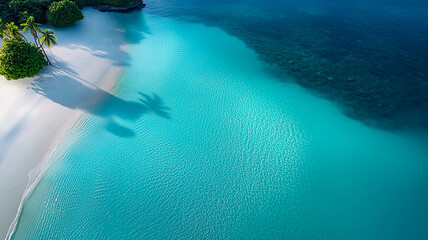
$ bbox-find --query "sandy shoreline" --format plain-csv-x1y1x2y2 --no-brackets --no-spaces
0,9,127,239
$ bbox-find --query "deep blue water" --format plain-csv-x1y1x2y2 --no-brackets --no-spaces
8,1,428,239
143,0,428,130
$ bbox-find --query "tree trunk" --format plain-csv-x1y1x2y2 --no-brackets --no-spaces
41,46,52,65
32,34,39,48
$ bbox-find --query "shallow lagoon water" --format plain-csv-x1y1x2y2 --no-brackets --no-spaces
10,10,428,240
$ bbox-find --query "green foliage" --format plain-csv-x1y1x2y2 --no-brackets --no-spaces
70,0,104,9
0,1,14,23
2,0,139,24
0,38,47,80
72,0,87,9
46,0,84,28
21,16,42,40
85,0,104,4
4,22,26,40
74,0,136,8
0,18,7,39
39,28,57,47
101,0,135,7
9,0,55,24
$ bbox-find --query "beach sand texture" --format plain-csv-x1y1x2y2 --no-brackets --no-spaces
0,9,125,239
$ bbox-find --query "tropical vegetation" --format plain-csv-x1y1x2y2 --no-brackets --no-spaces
0,38,47,80
102,0,136,7
0,16,57,79
0,0,137,80
46,0,84,28
38,28,57,65
1,0,138,24
9,0,54,23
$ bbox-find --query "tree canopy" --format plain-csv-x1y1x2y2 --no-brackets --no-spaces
102,0,136,7
0,39,47,80
9,0,55,23
21,16,43,45
1,0,139,25
46,0,84,28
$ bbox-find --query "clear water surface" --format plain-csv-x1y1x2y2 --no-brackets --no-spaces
10,1,428,240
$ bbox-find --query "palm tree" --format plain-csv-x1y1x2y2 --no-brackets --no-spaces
21,16,42,47
38,29,57,65
4,22,27,41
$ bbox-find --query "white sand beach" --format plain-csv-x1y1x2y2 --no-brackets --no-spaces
0,9,126,239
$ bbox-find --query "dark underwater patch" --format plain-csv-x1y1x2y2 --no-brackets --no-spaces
145,0,428,130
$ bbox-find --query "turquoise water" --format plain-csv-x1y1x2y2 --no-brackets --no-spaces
11,11,428,239
142,0,428,129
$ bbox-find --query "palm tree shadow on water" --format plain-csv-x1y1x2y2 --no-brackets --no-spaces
30,66,170,138
29,10,167,137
